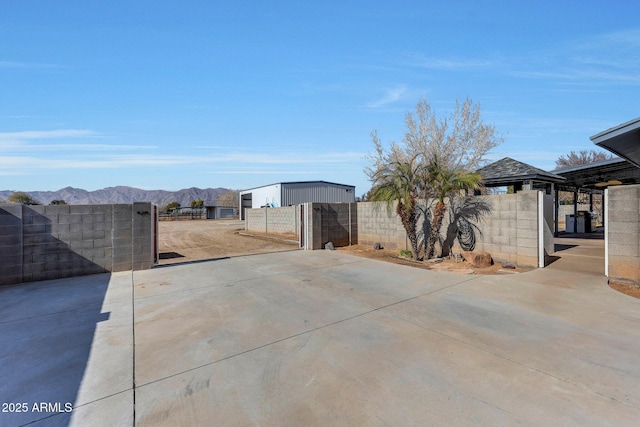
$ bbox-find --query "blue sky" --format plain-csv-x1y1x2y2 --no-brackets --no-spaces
2,1,639,195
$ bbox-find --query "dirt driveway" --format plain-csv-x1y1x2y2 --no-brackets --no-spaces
158,219,298,264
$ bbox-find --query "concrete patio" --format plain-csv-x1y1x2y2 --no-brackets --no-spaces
1,250,639,426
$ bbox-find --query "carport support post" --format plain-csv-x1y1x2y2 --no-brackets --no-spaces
604,189,609,277
554,186,559,237
573,190,578,233
538,191,545,268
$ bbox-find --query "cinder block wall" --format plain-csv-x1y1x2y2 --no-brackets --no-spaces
357,202,408,250
245,206,298,236
245,208,267,233
473,192,540,268
607,185,640,285
0,202,154,286
356,192,544,268
244,195,546,268
308,203,356,249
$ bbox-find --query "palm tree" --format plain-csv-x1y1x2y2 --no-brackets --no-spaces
369,157,423,260
424,156,482,259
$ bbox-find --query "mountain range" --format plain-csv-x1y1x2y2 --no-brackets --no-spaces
0,186,230,207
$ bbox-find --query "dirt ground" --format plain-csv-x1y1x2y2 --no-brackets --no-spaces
158,219,298,265
336,244,532,275
609,281,640,299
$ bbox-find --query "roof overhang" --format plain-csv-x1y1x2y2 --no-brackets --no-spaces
553,157,640,191
591,117,640,168
481,174,565,186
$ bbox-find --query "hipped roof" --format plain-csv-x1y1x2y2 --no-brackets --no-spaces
476,157,566,186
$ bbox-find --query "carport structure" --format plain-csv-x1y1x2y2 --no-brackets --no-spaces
477,156,640,236
553,157,640,234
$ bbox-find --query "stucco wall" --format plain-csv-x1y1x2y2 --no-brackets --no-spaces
0,202,155,286
607,185,640,285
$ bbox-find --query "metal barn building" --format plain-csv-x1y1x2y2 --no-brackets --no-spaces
239,181,356,219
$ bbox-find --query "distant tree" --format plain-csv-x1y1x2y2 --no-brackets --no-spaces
555,150,614,169
8,192,40,205
50,199,67,205
164,201,181,212
216,190,240,207
190,199,204,209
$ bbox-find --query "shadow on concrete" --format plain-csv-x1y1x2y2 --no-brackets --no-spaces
544,254,562,266
155,256,231,268
154,248,303,269
159,251,186,260
554,243,578,252
555,230,605,240
0,273,111,426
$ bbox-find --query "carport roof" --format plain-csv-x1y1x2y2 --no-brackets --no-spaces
476,157,566,186
591,117,640,168
552,157,640,191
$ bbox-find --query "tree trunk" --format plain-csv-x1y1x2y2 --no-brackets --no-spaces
426,201,446,259
407,227,420,260
398,203,421,260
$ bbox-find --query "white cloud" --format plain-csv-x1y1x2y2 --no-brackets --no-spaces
0,129,158,152
0,129,97,140
366,86,407,108
402,54,498,71
397,28,640,87
0,150,366,173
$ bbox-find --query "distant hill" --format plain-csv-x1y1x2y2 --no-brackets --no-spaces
0,186,229,207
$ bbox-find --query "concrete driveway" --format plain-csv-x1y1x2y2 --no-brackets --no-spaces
2,251,639,426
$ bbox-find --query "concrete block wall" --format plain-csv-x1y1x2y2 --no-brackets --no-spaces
473,192,540,268
245,206,298,236
244,195,548,268
0,203,155,286
357,202,409,250
355,192,545,268
0,205,23,285
607,185,640,285
309,203,356,249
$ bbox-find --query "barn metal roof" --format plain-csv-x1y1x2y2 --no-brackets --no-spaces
240,180,355,193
